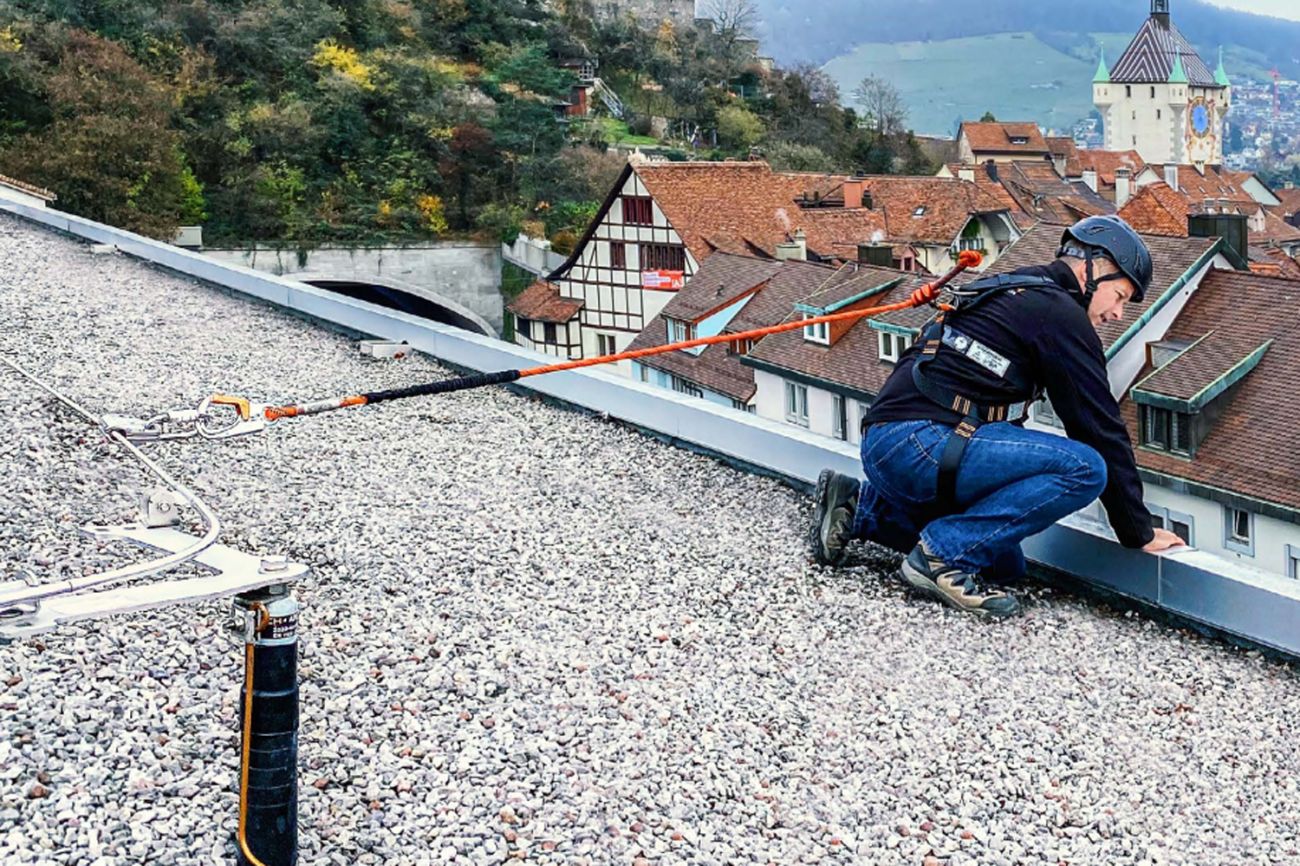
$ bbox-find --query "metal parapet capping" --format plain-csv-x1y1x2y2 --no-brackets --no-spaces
5,193,1299,658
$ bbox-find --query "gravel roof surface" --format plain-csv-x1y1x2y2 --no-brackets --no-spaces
2,211,1299,866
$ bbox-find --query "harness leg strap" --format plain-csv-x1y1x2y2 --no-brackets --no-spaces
937,419,979,504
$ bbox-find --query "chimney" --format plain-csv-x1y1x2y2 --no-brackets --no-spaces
857,242,894,268
776,228,807,261
984,159,999,183
842,179,866,208
1286,181,1296,190
1082,169,1098,192
1115,167,1132,208
1051,152,1067,177
1164,164,1179,191
1189,211,1248,268
958,167,976,183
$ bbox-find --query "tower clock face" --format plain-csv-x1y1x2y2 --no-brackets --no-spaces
1190,98,1211,138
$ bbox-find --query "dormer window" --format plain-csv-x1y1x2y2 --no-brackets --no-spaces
666,318,696,345
879,331,913,363
912,206,927,217
802,314,829,345
727,337,755,356
1140,405,1191,455
1010,136,1029,145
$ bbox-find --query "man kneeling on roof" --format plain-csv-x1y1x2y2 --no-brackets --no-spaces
811,215,1185,619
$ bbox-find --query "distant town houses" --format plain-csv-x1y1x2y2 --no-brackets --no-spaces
507,160,1020,367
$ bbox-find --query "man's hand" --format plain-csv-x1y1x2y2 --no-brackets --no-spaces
1143,528,1186,553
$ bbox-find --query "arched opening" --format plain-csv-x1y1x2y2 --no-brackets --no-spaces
302,279,494,337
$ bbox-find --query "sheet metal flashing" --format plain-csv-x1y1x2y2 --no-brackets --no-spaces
5,195,1299,658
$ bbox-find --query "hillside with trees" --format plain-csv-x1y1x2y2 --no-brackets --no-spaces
0,0,931,249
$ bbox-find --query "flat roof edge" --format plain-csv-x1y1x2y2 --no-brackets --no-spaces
5,193,1299,659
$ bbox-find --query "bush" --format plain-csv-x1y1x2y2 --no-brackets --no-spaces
761,141,837,173
550,228,579,256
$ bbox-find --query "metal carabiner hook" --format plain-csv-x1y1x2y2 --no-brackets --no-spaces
196,394,267,440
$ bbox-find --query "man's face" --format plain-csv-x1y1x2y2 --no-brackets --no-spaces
1086,277,1136,328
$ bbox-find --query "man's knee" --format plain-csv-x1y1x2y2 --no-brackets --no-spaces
1066,443,1107,501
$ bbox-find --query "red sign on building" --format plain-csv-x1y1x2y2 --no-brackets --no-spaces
641,270,685,290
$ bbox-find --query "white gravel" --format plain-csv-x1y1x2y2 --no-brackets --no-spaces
2,211,1299,866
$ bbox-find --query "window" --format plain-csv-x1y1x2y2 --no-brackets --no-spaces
1126,85,1132,98
784,381,809,427
597,334,618,356
731,398,754,413
515,316,532,341
623,196,653,225
666,318,695,344
1140,406,1191,454
1287,545,1300,579
727,337,754,356
832,394,848,441
543,322,558,345
1010,136,1029,145
610,242,626,269
1224,506,1254,556
802,315,829,345
640,243,686,272
670,375,703,398
1148,504,1195,545
878,331,912,363
912,206,927,217
953,237,984,254
1157,109,1162,120
1150,86,1156,99
638,364,650,383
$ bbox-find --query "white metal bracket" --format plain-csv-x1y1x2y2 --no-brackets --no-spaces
0,523,308,639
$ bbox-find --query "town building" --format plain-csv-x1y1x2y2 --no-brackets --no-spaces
509,161,1019,368
956,122,1051,164
622,252,841,410
1094,0,1231,166
938,160,1113,227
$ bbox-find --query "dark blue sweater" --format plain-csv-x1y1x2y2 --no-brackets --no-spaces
867,261,1155,549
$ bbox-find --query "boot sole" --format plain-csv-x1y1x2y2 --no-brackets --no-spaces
809,469,845,567
898,560,1019,620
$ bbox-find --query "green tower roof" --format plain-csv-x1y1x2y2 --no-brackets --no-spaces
1214,46,1231,87
1169,51,1189,85
1094,47,1110,84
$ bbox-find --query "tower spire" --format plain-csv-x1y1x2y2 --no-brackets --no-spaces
1094,46,1110,84
1153,0,1170,24
1215,46,1231,87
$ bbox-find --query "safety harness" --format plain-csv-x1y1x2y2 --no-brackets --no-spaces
910,273,1060,504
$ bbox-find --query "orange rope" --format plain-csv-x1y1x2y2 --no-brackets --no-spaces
517,251,977,379
254,251,982,420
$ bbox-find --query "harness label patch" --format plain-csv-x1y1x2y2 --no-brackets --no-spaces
943,328,1011,378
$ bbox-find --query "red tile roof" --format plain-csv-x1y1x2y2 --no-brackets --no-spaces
854,176,1013,245
0,173,56,201
994,161,1114,225
1123,267,1300,512
635,162,860,263
1119,182,1190,237
506,280,583,323
1253,211,1300,247
1147,163,1260,208
959,122,1049,155
1045,137,1083,177
943,163,1035,229
1076,149,1147,187
1270,186,1300,220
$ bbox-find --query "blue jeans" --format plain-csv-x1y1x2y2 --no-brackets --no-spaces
852,420,1108,578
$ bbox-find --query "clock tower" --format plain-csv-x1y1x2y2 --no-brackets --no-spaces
1093,0,1230,166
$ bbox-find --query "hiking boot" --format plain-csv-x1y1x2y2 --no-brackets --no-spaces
899,542,1023,619
809,469,859,567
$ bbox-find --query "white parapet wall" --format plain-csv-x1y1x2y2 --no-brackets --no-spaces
4,192,1299,657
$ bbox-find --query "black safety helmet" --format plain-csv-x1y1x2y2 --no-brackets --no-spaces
1057,215,1153,304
